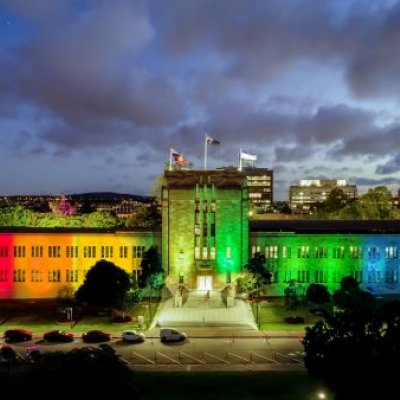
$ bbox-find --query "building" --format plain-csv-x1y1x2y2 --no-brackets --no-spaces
219,166,273,212
289,179,357,213
1,170,399,299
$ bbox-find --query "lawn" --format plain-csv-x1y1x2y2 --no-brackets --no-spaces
133,371,333,400
251,298,323,333
0,300,159,334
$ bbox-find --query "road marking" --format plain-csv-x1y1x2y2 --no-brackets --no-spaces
179,351,206,364
203,351,230,364
250,352,279,364
155,352,181,364
226,352,254,363
132,351,155,364
276,352,304,364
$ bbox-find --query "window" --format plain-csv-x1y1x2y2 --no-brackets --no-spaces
119,246,128,258
194,224,201,236
210,224,215,237
282,246,291,259
0,269,8,282
297,270,310,283
385,246,398,259
385,269,398,284
368,247,380,259
133,246,145,258
66,270,79,283
315,270,326,283
31,246,43,258
297,246,310,259
48,270,61,282
202,246,208,259
195,247,201,259
65,246,78,258
265,245,278,259
314,247,327,258
31,269,43,282
13,269,26,282
84,246,96,258
0,246,9,258
349,246,362,259
211,202,216,212
226,247,231,259
48,246,61,258
202,224,208,237
351,270,363,283
101,246,113,258
251,246,260,257
367,270,381,283
13,246,26,258
332,247,345,259
210,247,216,260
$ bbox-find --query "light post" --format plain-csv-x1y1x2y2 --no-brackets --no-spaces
179,250,184,284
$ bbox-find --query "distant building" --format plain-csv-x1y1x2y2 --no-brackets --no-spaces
219,167,273,212
290,179,357,213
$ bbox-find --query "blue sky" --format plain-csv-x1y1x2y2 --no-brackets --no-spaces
0,0,400,200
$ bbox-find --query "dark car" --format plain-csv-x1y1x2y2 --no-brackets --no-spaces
43,330,74,343
0,344,18,361
4,329,33,343
82,330,111,343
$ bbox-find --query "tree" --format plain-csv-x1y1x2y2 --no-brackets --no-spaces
306,283,331,306
75,260,130,309
9,347,139,398
284,279,305,314
303,296,400,399
125,205,161,228
339,185,394,220
323,188,349,213
244,252,272,287
139,246,163,288
83,211,120,227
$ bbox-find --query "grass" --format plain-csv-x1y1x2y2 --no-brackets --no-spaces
0,300,159,333
133,371,334,400
251,298,323,333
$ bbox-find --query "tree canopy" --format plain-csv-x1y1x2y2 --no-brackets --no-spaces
75,260,130,308
244,252,272,287
139,246,163,288
302,276,400,399
306,283,331,305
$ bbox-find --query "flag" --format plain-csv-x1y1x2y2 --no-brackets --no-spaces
206,135,220,145
170,148,188,165
240,149,257,161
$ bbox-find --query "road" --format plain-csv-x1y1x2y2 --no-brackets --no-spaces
2,336,305,371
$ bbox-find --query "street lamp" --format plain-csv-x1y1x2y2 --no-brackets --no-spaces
178,250,184,283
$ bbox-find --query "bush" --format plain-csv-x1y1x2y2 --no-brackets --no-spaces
111,315,132,323
284,316,305,324
309,308,327,317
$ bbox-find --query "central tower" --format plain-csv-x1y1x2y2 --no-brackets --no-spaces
162,170,249,289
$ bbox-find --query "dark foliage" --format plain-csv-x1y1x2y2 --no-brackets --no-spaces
75,260,130,309
139,246,163,288
284,316,305,324
245,252,272,286
306,283,331,305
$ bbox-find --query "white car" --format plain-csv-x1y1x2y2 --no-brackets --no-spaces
122,330,145,343
160,328,187,343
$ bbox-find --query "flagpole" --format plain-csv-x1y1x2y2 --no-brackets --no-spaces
204,135,208,170
239,148,242,171
169,149,173,171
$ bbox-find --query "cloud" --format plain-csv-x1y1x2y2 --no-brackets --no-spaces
376,154,400,174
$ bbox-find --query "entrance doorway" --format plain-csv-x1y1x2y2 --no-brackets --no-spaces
197,275,212,290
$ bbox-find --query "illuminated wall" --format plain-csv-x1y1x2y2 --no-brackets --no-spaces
250,232,400,295
162,170,248,289
0,230,160,299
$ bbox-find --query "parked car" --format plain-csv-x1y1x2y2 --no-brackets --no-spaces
26,345,41,362
0,344,18,361
4,329,33,343
160,328,187,343
43,330,74,343
82,330,111,343
122,330,145,343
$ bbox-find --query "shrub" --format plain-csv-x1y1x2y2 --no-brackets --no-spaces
284,316,305,324
111,315,132,323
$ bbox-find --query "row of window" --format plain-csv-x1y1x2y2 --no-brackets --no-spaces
0,245,146,259
252,245,398,259
1,269,87,283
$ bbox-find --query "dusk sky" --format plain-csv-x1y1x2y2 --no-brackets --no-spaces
1,0,400,200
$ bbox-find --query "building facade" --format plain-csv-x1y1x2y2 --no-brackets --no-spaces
290,179,357,213
0,170,399,299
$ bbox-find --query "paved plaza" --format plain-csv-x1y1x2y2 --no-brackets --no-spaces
150,289,257,330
